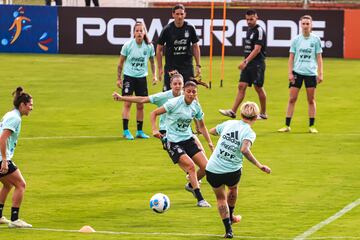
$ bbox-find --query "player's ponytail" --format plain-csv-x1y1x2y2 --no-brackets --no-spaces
13,86,32,109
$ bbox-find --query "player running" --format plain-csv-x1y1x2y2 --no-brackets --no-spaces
151,81,214,207
207,102,271,238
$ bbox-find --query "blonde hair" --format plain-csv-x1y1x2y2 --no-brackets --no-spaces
240,101,260,120
300,15,313,22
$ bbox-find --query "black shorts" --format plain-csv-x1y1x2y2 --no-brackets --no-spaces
289,71,317,89
122,75,148,96
166,137,201,164
0,160,18,178
163,66,194,91
240,61,265,87
206,169,242,188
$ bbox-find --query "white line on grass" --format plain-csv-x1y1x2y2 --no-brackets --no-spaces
20,133,360,140
294,198,360,240
1,226,359,239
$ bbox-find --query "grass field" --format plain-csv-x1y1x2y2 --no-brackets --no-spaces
0,54,359,239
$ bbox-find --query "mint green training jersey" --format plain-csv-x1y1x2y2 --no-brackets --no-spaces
290,33,322,76
121,39,155,78
206,120,256,174
0,109,22,160
149,90,175,131
163,95,204,143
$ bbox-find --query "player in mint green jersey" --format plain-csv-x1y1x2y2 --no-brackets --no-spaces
206,102,271,238
151,81,214,207
278,15,323,134
116,22,157,140
0,87,33,228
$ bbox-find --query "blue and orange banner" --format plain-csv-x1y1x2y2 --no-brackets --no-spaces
0,5,57,53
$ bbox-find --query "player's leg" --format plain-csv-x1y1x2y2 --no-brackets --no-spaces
3,170,31,228
134,77,149,138
0,178,13,224
253,62,267,119
206,171,233,238
279,72,302,132
122,75,135,139
219,69,249,118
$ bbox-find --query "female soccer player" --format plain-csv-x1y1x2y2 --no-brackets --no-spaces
116,21,157,140
150,81,214,207
0,87,33,228
278,15,323,133
206,102,271,238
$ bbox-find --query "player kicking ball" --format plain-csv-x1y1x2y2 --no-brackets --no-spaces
206,101,271,238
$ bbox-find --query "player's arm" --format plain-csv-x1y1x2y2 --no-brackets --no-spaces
288,52,295,83
156,44,164,82
149,57,158,85
209,127,218,136
317,53,323,83
240,140,271,174
0,129,12,174
150,107,166,138
238,44,262,70
197,119,214,152
192,42,201,77
117,55,126,88
112,92,150,103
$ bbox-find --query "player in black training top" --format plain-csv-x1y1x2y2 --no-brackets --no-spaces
219,9,268,120
156,4,201,91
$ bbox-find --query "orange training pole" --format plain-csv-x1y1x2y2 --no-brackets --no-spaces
220,0,226,87
209,0,214,89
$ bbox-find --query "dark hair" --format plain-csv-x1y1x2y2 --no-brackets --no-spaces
12,87,32,109
133,21,150,44
246,9,257,16
172,4,185,13
184,81,197,89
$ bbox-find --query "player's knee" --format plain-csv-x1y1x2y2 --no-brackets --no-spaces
136,103,144,110
307,98,315,105
289,96,298,104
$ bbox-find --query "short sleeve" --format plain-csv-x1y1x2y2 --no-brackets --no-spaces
149,91,165,105
2,116,20,133
244,130,256,145
194,102,204,120
157,26,168,45
254,27,265,47
120,41,129,56
163,98,177,113
149,43,155,57
189,24,199,44
315,37,323,54
289,38,296,53
215,121,227,135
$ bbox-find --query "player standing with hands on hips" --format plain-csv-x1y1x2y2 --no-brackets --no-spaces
116,22,157,140
219,9,268,120
0,87,33,228
278,15,323,133
207,102,271,238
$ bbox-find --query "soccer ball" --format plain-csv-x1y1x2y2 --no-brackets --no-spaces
150,193,170,213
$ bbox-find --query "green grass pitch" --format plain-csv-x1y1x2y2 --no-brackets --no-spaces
0,54,359,239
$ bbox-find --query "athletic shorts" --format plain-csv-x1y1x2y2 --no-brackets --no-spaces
289,71,317,89
166,137,201,164
163,66,194,91
205,168,242,188
240,61,265,87
122,75,148,96
0,160,18,178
